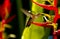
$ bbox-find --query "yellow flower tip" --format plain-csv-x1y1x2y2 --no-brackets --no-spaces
0,28,5,32
45,0,54,6
45,14,51,19
40,13,51,19
5,24,12,29
5,8,9,19
0,22,5,32
46,20,50,22
0,22,11,32
52,23,57,30
48,23,57,31
0,26,5,32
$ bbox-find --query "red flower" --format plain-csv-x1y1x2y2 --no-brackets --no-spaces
32,0,59,23
32,0,60,39
0,0,16,39
0,0,11,19
32,22,52,28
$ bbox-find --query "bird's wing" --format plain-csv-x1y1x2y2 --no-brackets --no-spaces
21,9,33,18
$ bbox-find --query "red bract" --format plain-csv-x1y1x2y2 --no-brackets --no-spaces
32,0,60,39
6,15,16,24
0,15,16,39
54,0,57,7
0,0,11,19
0,32,3,39
32,0,59,23
32,22,52,28
53,29,60,39
0,0,11,39
0,0,11,29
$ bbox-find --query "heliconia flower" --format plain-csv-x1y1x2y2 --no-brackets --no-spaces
54,0,58,7
0,0,16,39
32,0,55,10
0,0,11,39
0,0,11,32
32,0,59,23
32,0,60,39
0,14,16,39
0,32,3,39
0,0,11,20
53,29,60,39
32,22,52,28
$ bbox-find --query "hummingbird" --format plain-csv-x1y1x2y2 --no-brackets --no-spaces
21,9,41,27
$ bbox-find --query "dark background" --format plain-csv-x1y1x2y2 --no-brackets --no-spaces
7,0,31,39
0,0,31,39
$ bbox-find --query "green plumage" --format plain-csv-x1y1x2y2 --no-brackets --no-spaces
21,0,50,39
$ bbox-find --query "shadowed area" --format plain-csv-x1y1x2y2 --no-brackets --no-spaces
0,0,4,5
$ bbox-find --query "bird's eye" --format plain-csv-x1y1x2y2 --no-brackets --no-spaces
0,0,4,5
28,11,31,13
